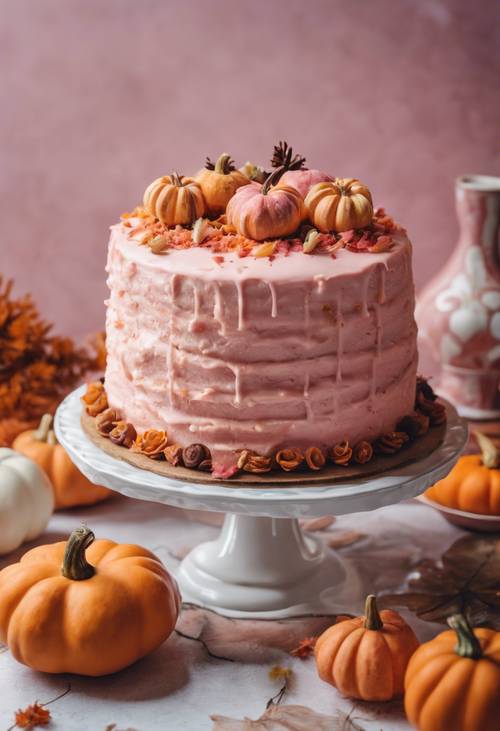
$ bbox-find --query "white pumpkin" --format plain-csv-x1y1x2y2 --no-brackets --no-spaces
0,448,54,555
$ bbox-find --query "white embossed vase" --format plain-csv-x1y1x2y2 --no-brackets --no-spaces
416,175,500,418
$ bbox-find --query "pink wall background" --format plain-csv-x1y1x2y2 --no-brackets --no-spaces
1,0,499,342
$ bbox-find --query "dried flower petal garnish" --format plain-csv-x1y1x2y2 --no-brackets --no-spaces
254,241,277,258
305,446,326,470
132,429,169,458
182,443,211,469
238,450,273,473
148,235,168,254
373,431,409,455
198,457,213,472
416,395,447,426
275,447,304,471
415,375,437,404
95,408,121,437
109,421,137,448
81,381,108,416
211,462,239,479
396,413,422,440
303,229,320,254
330,440,352,466
290,636,317,659
353,440,373,465
192,217,210,245
164,443,184,467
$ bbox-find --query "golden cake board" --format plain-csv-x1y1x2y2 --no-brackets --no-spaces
81,410,446,489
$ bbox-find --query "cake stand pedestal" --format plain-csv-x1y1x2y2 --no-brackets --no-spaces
55,387,467,619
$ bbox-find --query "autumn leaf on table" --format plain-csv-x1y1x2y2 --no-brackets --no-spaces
211,704,355,730
290,636,317,659
381,534,500,628
10,703,51,729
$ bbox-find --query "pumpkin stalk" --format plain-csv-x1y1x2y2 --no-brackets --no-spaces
171,171,183,187
475,431,500,469
34,413,54,443
262,166,286,195
364,594,383,631
214,153,235,175
62,527,96,581
447,614,483,659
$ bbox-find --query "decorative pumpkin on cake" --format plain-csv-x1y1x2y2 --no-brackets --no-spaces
305,178,373,232
0,526,181,676
13,414,111,509
143,172,205,226
315,594,419,701
226,142,307,241
405,614,500,731
425,432,500,515
195,153,250,215
0,448,54,555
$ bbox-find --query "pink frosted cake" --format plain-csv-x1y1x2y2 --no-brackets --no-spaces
102,144,421,475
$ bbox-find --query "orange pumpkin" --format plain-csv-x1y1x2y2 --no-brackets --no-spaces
143,172,205,226
305,178,373,232
226,178,305,241
13,414,111,509
196,153,250,215
0,526,181,676
405,614,500,731
425,432,500,515
315,594,419,701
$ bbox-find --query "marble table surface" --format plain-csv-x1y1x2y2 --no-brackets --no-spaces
0,494,468,731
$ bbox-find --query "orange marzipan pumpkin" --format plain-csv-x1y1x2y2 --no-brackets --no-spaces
13,414,111,509
404,614,500,731
315,594,419,701
305,178,373,232
143,172,206,226
195,153,250,215
425,431,500,515
0,526,181,676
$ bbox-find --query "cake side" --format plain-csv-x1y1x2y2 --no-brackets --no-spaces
105,221,417,463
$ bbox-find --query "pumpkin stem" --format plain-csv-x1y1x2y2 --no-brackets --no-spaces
171,171,183,187
363,594,383,630
214,153,235,175
262,166,286,195
34,413,54,442
475,431,500,469
62,526,96,581
448,614,482,659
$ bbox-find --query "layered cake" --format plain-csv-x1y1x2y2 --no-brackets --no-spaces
94,143,433,477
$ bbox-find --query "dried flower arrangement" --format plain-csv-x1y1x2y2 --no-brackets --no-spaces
82,377,446,481
0,277,105,445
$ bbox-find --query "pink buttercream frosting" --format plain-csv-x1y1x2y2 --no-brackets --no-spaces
104,221,418,463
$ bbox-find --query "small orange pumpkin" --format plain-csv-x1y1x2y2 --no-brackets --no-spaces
0,526,181,676
196,153,250,215
315,594,419,701
143,172,205,226
405,614,500,731
305,178,373,232
425,431,500,515
13,414,111,509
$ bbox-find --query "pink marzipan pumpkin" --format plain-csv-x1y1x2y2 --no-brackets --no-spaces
226,181,305,241
280,169,333,198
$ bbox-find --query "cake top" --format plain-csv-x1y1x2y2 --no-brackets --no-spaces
120,141,404,262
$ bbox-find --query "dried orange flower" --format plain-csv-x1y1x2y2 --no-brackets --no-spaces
374,431,409,455
290,636,317,659
14,701,51,727
353,440,373,465
276,448,304,472
81,381,108,416
132,429,169,459
95,408,122,437
305,447,326,471
109,421,137,448
238,450,273,473
330,440,352,466
164,443,184,467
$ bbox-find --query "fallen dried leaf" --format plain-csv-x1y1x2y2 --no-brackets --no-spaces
289,636,317,659
13,703,51,728
381,534,500,628
211,704,347,730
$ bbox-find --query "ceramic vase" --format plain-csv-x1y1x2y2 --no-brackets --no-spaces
416,175,500,418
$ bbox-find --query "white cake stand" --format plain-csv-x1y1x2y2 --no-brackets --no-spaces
55,387,467,619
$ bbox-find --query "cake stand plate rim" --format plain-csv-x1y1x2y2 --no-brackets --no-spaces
54,386,468,518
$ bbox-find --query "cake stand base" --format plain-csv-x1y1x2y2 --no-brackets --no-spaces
55,387,467,619
177,514,358,618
